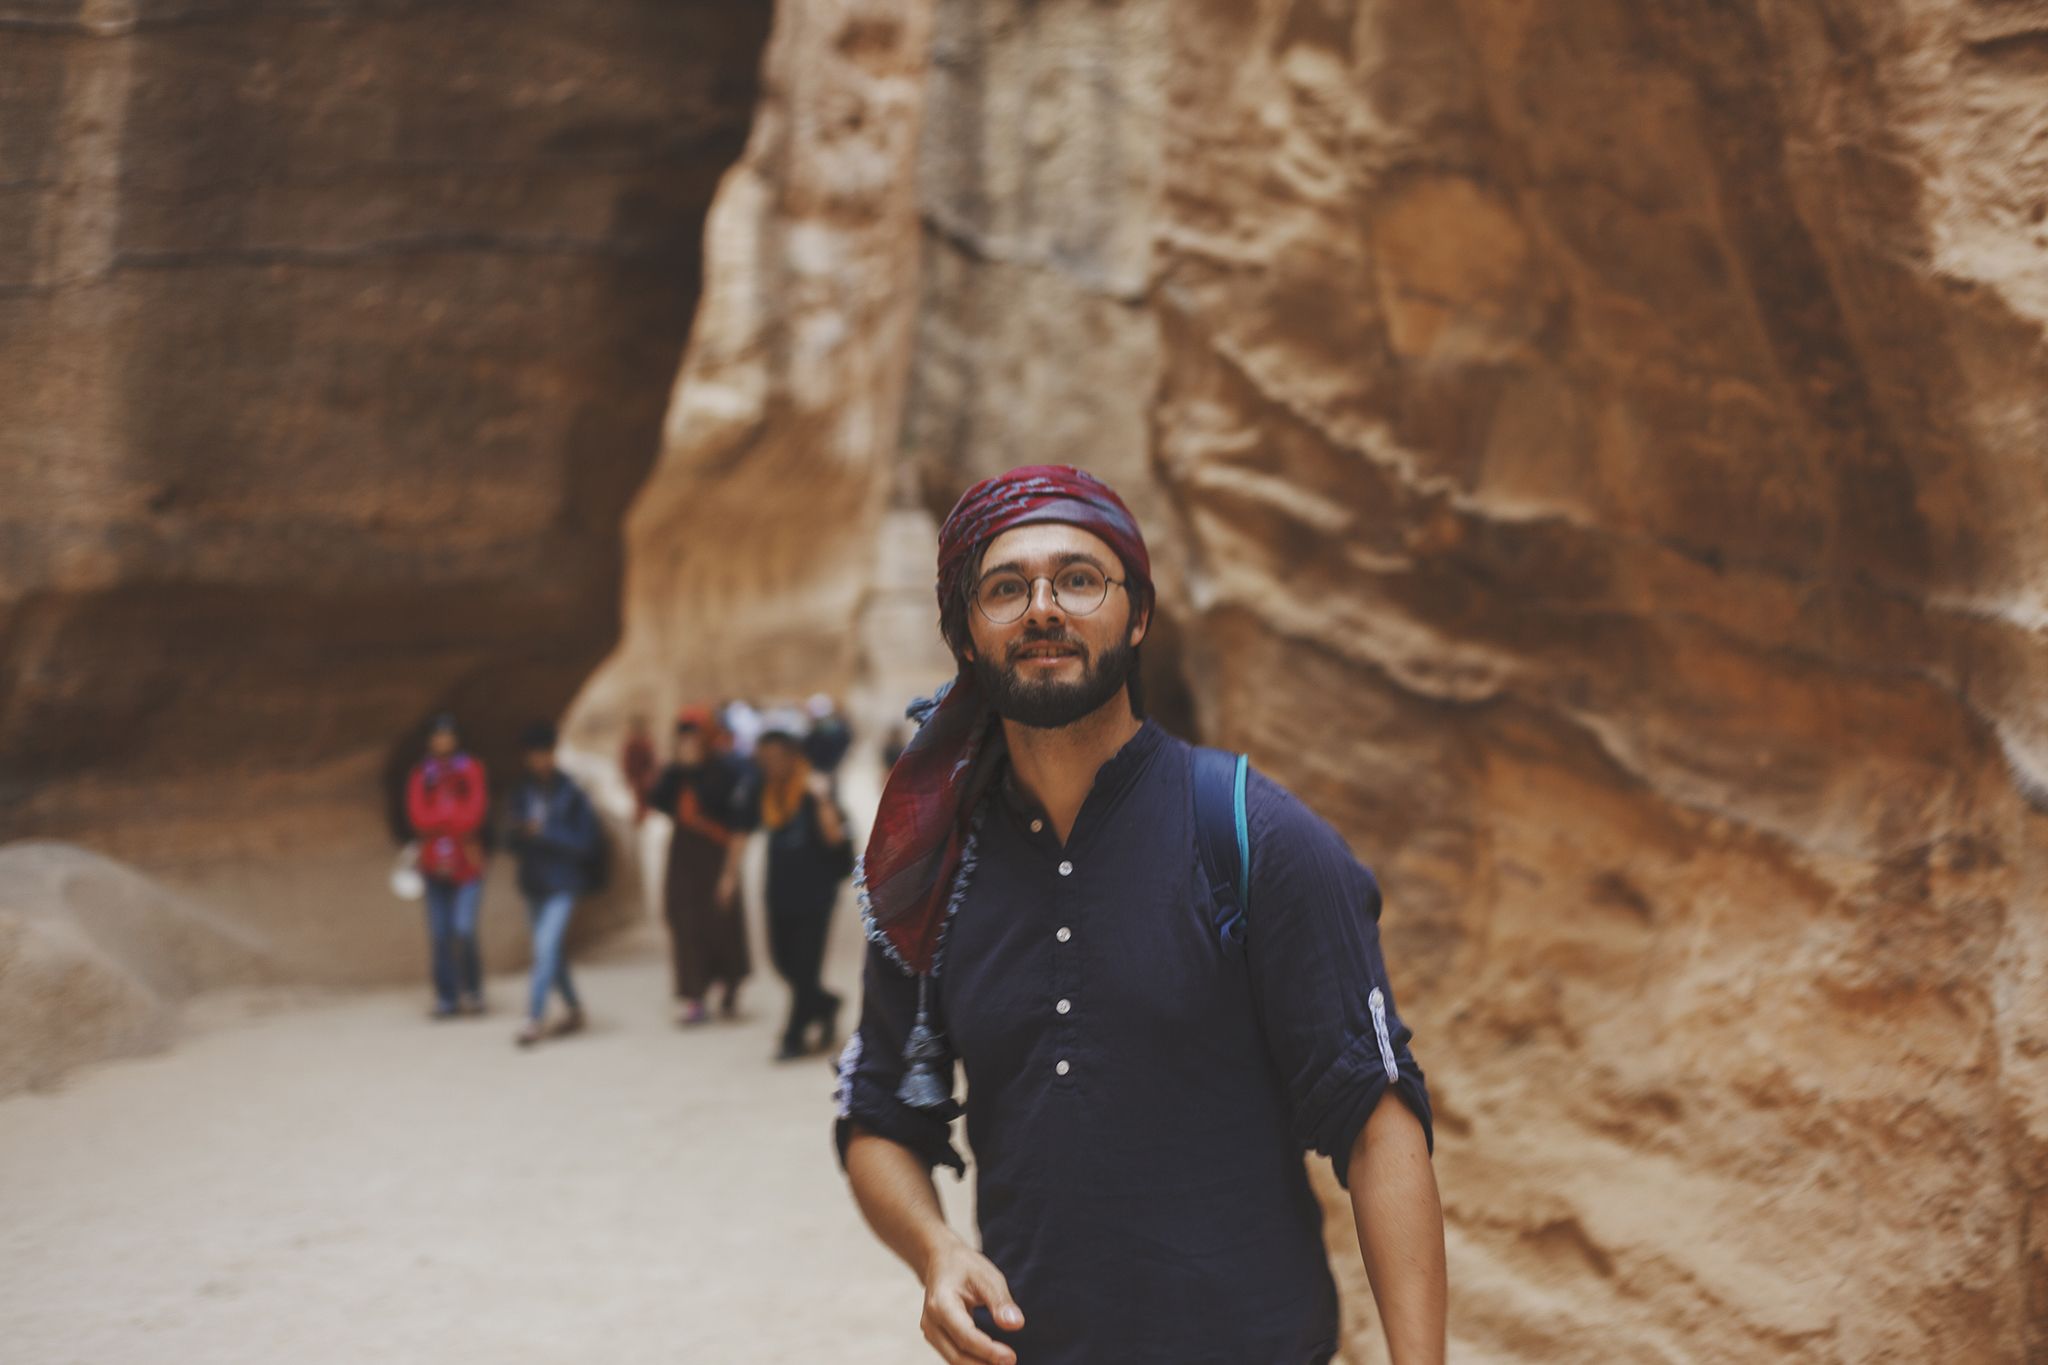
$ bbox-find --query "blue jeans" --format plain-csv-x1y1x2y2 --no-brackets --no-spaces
424,878,484,1010
525,890,582,1022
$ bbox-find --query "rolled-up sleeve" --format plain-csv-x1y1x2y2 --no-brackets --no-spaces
832,942,966,1177
1244,773,1433,1185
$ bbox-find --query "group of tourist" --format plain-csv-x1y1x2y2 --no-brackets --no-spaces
629,697,855,1061
399,697,857,1063
402,715,603,1047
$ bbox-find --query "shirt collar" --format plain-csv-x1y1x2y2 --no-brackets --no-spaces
997,716,1167,820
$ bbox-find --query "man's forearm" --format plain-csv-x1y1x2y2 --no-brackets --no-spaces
845,1128,961,1280
1346,1091,1447,1365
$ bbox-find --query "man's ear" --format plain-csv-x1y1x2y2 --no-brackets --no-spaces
1127,599,1152,650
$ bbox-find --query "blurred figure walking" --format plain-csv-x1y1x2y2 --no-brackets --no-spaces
647,706,752,1025
405,713,489,1018
754,721,854,1062
801,693,855,782
506,721,601,1048
620,714,658,825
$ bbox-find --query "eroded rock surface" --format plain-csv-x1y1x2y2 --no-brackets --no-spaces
613,0,2047,1357
1142,5,2048,1358
0,840,279,1095
571,0,947,751
1,1,770,976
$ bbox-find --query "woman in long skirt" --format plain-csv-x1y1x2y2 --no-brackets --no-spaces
646,707,752,1025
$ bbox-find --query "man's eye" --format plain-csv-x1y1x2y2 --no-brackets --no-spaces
1062,570,1098,590
986,579,1025,598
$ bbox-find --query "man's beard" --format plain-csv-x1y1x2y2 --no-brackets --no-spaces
972,629,1137,730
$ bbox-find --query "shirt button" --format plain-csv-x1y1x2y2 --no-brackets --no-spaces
1058,860,1073,876
1056,927,1072,943
1055,1060,1071,1076
1030,819,1044,833
1056,999,1072,1015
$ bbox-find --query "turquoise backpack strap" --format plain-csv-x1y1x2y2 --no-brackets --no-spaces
1191,746,1251,947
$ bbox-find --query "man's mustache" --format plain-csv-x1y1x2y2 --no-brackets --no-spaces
1007,630,1088,664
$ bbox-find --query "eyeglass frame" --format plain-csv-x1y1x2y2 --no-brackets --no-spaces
970,562,1129,625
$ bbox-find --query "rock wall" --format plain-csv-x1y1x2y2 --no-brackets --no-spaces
0,840,281,1096
568,0,947,755
901,0,2048,1356
0,1,770,977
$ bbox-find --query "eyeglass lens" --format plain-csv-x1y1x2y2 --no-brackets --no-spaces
977,566,1109,623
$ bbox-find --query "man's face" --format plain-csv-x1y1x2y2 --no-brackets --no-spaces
524,749,555,780
963,523,1147,730
429,729,458,759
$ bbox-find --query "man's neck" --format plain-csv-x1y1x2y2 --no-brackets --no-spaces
1001,698,1144,845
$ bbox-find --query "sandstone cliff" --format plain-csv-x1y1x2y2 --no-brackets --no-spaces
1,1,770,977
608,0,2047,1356
569,0,952,755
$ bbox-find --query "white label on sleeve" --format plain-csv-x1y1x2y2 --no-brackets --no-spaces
1367,988,1398,1083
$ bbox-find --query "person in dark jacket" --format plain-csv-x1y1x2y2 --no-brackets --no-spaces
755,722,854,1062
506,720,600,1048
801,693,855,779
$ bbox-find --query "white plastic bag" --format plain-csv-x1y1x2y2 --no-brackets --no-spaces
390,841,425,901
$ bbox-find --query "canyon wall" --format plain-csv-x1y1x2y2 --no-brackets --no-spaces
1138,5,2046,1357
569,0,949,753
611,0,2046,1357
0,0,770,977
7,0,2043,1354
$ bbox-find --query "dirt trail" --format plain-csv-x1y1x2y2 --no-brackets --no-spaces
0,921,962,1365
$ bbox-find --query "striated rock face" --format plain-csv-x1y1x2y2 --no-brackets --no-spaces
752,0,2044,1357
569,0,948,755
0,2,770,976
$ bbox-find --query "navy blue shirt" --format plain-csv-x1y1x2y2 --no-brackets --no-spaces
835,719,1433,1365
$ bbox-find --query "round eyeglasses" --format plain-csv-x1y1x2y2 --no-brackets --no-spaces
974,564,1126,625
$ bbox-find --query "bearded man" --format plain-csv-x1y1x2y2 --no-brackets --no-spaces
835,466,1446,1365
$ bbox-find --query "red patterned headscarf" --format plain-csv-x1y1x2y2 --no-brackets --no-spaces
858,465,1153,976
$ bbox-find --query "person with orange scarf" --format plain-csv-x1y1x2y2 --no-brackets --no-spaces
754,719,854,1062
646,706,752,1025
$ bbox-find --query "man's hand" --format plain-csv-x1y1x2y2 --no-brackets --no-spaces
844,1130,1023,1365
806,771,834,800
714,868,739,913
919,1239,1025,1365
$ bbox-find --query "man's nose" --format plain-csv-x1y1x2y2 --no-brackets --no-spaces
1025,577,1065,623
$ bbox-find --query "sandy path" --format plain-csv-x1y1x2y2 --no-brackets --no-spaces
0,928,960,1365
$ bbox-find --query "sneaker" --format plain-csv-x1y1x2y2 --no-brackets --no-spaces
772,1042,807,1063
459,995,485,1016
515,1022,546,1048
553,1007,586,1038
677,1000,709,1027
429,1004,460,1021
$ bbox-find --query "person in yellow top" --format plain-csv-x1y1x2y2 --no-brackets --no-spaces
753,718,855,1062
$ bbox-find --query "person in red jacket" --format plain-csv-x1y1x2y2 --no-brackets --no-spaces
406,713,490,1018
